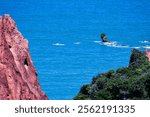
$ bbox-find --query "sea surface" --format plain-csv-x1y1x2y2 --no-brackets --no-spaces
0,0,150,99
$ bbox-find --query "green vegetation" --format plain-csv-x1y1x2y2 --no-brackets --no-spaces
74,49,150,100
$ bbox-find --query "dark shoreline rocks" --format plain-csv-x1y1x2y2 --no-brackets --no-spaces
74,49,150,100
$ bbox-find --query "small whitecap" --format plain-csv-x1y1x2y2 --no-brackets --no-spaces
74,42,81,45
103,41,117,46
113,45,130,48
139,41,150,44
52,43,65,46
142,46,150,49
132,46,141,49
102,41,130,48
93,41,101,43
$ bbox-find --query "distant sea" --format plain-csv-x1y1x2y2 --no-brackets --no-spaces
0,0,150,99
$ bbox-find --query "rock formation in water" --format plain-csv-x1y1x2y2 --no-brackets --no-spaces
0,14,47,100
74,49,150,100
101,33,109,42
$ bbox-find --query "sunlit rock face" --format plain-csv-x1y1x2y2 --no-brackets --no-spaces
0,14,47,100
146,49,150,62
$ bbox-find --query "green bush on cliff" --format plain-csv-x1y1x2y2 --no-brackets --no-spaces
74,49,150,100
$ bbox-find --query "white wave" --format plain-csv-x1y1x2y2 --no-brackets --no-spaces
74,42,81,45
141,46,150,49
131,46,150,49
131,46,141,49
52,43,65,46
93,41,101,43
102,41,117,46
139,41,150,43
102,41,130,48
93,40,150,49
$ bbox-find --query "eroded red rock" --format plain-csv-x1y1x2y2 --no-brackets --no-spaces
146,49,150,62
0,14,48,100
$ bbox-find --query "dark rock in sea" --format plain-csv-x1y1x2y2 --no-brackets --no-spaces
74,49,150,100
0,14,48,100
101,33,109,42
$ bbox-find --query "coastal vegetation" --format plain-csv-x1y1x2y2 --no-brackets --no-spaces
74,49,150,100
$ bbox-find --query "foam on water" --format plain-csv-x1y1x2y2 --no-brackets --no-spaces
52,43,65,46
142,46,150,49
93,41,101,43
131,46,141,49
74,42,81,45
139,41,150,44
95,40,150,49
101,41,130,48
51,41,150,49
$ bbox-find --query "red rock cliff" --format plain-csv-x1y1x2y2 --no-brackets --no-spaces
0,14,47,100
146,49,150,62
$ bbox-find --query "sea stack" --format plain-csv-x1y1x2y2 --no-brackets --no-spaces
101,33,109,42
0,14,47,100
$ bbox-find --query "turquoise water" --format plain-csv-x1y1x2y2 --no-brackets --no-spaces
0,0,150,99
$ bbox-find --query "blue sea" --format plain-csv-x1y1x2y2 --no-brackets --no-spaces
0,0,150,99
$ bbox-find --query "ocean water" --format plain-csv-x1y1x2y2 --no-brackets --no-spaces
0,0,150,99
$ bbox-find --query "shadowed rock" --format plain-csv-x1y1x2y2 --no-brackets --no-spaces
129,49,149,67
0,14,48,100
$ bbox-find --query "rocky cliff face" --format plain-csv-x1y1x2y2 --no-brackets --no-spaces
0,14,47,100
74,49,150,100
146,49,150,61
